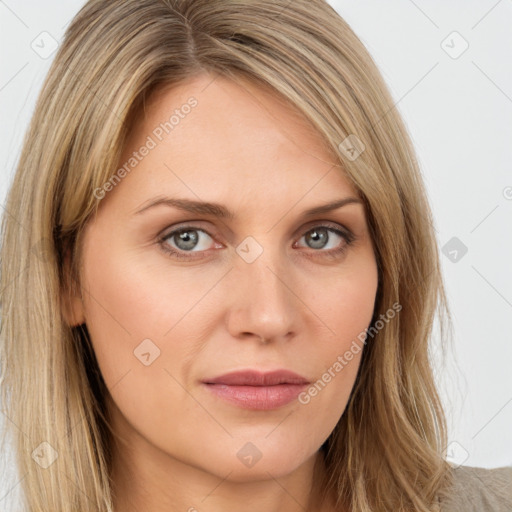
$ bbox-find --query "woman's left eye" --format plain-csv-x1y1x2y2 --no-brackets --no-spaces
158,224,355,260
294,225,355,258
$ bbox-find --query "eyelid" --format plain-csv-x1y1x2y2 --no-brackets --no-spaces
294,219,352,237
158,219,353,243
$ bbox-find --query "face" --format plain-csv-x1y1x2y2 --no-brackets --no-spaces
69,73,378,484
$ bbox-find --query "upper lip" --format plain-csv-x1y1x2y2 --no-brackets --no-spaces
202,369,310,386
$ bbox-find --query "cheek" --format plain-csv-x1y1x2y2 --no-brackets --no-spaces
79,242,209,447
299,252,378,409
80,228,214,340
78,232,210,395
311,248,378,344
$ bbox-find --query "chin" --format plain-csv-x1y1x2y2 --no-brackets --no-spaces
206,442,314,482
217,459,302,483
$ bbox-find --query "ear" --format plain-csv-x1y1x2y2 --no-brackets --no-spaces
60,247,86,327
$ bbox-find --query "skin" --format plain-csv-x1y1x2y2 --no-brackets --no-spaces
65,72,378,512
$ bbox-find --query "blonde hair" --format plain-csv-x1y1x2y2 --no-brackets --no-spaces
0,0,454,510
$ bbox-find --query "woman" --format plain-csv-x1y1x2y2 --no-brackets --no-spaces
0,1,510,511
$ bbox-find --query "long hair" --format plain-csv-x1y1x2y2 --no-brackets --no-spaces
0,1,454,510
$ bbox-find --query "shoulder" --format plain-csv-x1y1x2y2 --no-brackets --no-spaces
439,463,512,512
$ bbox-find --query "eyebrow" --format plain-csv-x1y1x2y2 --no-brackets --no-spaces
133,196,362,219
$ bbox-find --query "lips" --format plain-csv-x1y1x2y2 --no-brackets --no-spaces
202,369,310,386
201,369,310,410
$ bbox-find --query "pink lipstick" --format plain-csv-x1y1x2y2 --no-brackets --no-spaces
201,369,310,410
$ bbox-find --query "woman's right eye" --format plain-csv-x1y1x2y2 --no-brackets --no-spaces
159,227,219,259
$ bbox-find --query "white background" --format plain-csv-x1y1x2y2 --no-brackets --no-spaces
1,0,511,509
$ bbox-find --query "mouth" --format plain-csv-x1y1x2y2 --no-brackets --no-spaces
201,369,310,410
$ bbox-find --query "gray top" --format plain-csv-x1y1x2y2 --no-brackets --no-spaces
439,464,512,511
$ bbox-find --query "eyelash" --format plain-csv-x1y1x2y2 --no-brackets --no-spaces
157,223,356,261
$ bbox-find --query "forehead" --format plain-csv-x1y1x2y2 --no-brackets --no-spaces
103,73,358,214
131,72,338,165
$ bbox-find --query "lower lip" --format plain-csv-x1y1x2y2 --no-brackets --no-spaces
202,383,308,410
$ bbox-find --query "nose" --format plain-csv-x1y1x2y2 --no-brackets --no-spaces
225,247,299,345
